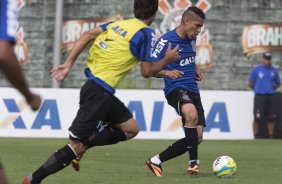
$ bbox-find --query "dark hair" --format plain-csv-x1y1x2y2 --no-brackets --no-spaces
183,6,205,20
134,0,159,19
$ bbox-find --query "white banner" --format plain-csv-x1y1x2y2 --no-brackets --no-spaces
0,88,254,139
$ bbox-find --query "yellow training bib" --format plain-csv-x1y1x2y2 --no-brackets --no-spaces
86,18,148,88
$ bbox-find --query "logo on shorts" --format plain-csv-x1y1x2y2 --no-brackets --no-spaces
182,94,190,101
256,110,261,118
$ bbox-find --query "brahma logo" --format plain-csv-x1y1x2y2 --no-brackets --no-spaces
15,0,28,65
242,24,282,56
62,15,122,52
158,0,213,69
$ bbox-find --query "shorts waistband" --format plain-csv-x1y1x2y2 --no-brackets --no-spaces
255,94,274,96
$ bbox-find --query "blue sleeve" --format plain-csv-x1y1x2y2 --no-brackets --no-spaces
99,21,113,32
130,28,155,62
274,69,281,84
151,36,168,62
248,67,257,82
0,0,17,43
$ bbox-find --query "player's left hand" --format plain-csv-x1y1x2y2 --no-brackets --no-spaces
165,70,184,79
196,69,205,81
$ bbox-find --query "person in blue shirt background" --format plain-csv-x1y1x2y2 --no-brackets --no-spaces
145,6,206,176
248,52,281,138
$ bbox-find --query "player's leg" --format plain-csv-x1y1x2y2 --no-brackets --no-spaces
146,125,204,177
0,161,8,184
181,103,199,175
266,95,276,138
146,89,199,176
23,140,85,184
71,92,138,173
195,97,205,145
87,117,139,147
197,125,204,144
253,95,264,138
23,80,109,183
87,94,138,147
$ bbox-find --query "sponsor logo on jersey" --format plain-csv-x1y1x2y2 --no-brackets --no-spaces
111,25,128,37
152,38,168,58
99,41,108,50
180,56,196,66
158,0,213,69
62,15,122,52
242,24,282,56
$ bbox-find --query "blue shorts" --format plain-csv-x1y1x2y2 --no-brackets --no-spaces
0,0,18,43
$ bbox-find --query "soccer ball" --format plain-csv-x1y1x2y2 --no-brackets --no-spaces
212,156,237,178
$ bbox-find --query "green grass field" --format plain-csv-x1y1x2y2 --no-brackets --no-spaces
1,138,282,184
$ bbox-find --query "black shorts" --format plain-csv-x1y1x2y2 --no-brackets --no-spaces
165,88,206,127
69,80,133,141
254,94,276,121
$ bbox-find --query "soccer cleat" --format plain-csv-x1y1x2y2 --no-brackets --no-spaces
187,160,199,175
145,159,163,177
22,175,41,184
71,159,80,172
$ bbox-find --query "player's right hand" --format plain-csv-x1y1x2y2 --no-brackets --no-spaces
164,42,180,63
51,63,72,81
165,70,184,79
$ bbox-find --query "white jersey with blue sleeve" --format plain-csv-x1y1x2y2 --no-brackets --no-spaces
0,0,18,43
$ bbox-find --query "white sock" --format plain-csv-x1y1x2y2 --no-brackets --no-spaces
150,154,161,165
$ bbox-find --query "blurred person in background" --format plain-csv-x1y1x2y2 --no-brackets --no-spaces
23,0,181,183
145,6,206,176
1,0,42,183
248,52,281,138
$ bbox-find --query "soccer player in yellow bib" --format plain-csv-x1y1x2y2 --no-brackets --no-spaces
23,0,181,183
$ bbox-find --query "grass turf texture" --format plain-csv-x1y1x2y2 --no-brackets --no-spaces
1,138,281,184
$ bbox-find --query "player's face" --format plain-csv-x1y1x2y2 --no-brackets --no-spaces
184,17,204,39
262,58,271,67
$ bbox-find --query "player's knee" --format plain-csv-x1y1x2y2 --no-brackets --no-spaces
69,140,87,156
126,123,140,139
183,112,198,127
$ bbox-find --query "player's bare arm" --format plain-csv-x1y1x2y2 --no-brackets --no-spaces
51,27,103,81
196,66,205,81
153,70,184,79
274,83,280,90
248,81,254,89
0,41,42,111
140,42,180,78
